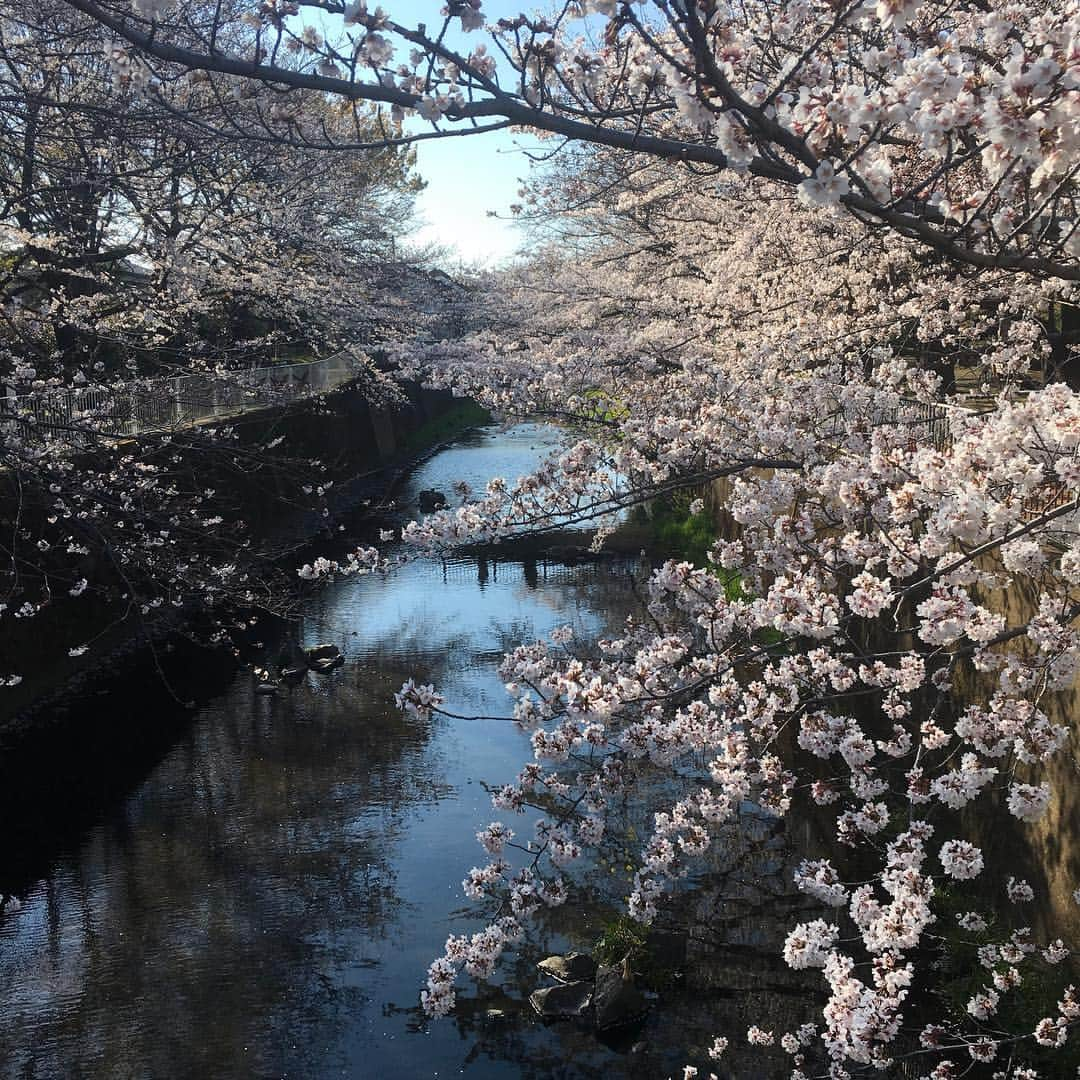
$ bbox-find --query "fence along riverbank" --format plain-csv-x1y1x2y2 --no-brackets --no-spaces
0,350,362,445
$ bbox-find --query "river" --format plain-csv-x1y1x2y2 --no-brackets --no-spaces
4,424,791,1079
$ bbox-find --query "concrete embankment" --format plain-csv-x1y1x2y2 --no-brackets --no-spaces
0,378,486,741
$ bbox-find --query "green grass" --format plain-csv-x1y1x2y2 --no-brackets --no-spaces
594,914,650,966
647,492,717,566
583,388,630,424
627,491,746,603
397,399,492,454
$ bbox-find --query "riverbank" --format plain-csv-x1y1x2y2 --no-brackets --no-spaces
456,491,720,564
0,382,488,742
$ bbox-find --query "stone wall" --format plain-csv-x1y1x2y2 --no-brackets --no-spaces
707,472,1080,945
0,378,465,735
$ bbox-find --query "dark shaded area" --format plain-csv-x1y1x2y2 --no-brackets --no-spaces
0,426,843,1079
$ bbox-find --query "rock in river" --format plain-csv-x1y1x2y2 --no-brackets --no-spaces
537,953,597,985
304,643,344,673
528,981,593,1020
593,959,647,1031
417,488,447,511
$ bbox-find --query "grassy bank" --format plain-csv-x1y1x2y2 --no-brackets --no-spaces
634,492,717,565
397,399,492,454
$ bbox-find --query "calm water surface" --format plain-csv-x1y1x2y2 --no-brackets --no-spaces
0,425,824,1080
0,427,661,1079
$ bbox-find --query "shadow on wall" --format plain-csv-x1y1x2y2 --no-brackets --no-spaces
709,472,1080,944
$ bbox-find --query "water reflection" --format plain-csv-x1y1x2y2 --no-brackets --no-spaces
0,426,823,1079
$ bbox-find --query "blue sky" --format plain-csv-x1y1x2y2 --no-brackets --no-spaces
302,1,612,264
407,127,530,267
377,0,544,266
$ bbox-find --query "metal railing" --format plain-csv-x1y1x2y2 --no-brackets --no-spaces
0,350,362,446
896,397,979,451
831,396,980,453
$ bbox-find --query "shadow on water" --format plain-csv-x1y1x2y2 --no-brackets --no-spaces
0,424,828,1080
0,636,241,894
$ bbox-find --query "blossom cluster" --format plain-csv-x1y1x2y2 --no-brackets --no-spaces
382,160,1080,1074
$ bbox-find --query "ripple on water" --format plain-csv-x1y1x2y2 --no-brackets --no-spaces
0,425,819,1079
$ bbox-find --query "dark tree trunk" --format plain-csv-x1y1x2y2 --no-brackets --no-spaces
1047,302,1080,389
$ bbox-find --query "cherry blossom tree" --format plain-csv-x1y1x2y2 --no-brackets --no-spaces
0,0,423,383
387,150,1080,1074
0,0,429,685
60,0,1080,280
11,0,1080,1073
